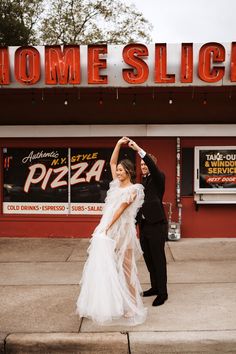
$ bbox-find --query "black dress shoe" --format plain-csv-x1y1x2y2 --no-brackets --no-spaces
152,294,168,306
142,288,158,297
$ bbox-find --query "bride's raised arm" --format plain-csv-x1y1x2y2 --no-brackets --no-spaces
109,137,129,180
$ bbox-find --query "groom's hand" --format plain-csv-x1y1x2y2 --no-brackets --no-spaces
128,139,140,152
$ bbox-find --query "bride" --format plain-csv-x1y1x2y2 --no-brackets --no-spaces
76,137,147,325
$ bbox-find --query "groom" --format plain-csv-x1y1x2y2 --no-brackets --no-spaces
128,139,168,306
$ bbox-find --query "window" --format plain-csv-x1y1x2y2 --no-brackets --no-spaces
3,147,135,215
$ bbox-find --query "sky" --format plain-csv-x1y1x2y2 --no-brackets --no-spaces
127,0,236,43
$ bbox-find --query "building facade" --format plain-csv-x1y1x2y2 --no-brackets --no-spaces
0,43,236,238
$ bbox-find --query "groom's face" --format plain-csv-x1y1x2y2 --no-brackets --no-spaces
141,160,149,176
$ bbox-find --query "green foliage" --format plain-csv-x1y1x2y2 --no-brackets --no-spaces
0,0,153,46
0,0,28,45
0,0,44,45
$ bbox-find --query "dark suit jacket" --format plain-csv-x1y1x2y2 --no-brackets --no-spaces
138,153,167,224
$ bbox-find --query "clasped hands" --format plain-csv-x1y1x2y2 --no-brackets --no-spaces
117,137,139,151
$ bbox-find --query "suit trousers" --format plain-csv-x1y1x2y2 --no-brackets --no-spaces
140,220,168,295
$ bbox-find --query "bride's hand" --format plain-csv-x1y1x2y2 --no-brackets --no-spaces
117,136,130,145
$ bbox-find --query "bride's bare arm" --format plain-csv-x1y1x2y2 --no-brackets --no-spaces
105,203,129,233
105,193,136,233
110,137,129,180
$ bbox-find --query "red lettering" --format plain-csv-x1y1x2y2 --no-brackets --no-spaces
7,205,20,210
198,42,225,83
122,44,149,84
0,47,10,84
230,42,236,82
155,44,175,83
15,47,40,85
45,45,80,85
181,43,193,83
2,42,236,87
88,45,107,84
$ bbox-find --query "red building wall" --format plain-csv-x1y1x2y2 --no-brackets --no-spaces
0,136,235,238
181,137,236,237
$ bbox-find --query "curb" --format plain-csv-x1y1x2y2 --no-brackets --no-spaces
4,332,129,354
2,330,236,353
129,331,236,353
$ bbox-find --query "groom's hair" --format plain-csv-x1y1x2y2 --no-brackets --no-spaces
118,159,136,183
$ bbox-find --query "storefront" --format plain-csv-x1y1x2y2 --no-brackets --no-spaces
0,43,236,238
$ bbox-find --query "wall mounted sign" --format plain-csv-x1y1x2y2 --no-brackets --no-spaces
194,146,236,204
3,147,135,214
1,42,236,87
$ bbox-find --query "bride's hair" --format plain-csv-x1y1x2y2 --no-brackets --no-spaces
118,159,136,183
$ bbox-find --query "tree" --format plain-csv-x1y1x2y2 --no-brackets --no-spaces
0,0,28,45
0,0,153,46
0,0,44,46
40,0,153,45
17,0,44,44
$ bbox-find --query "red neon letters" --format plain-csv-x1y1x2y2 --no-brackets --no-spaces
230,42,236,82
14,47,40,85
0,43,235,85
122,44,149,84
155,43,175,83
0,48,10,84
87,45,108,84
45,46,80,85
198,43,225,83
181,43,193,83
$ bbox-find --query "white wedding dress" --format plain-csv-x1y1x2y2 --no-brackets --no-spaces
76,179,147,326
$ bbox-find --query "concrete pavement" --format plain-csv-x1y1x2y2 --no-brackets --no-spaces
0,237,236,353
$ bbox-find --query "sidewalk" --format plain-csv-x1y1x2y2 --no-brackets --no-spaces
0,237,236,353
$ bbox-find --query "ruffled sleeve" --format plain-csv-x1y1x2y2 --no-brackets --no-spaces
131,184,145,212
102,181,144,223
119,184,144,214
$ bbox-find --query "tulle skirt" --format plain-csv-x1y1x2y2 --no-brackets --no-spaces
76,233,147,326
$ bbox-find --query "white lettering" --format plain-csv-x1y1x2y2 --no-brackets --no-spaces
86,160,105,182
51,166,68,188
24,163,46,193
22,150,59,164
23,160,106,191
70,162,88,185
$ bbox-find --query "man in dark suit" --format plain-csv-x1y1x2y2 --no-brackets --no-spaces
128,139,168,306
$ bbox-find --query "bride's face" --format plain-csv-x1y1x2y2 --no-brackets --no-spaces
116,164,130,182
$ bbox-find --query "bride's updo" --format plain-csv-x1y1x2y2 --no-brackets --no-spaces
118,159,136,183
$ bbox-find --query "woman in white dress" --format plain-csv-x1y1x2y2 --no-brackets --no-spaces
76,137,147,325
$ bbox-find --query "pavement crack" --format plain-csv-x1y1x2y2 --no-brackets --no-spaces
78,317,84,332
65,248,75,262
126,332,131,354
121,331,131,354
167,242,176,261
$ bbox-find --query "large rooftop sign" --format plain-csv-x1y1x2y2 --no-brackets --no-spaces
0,43,236,87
